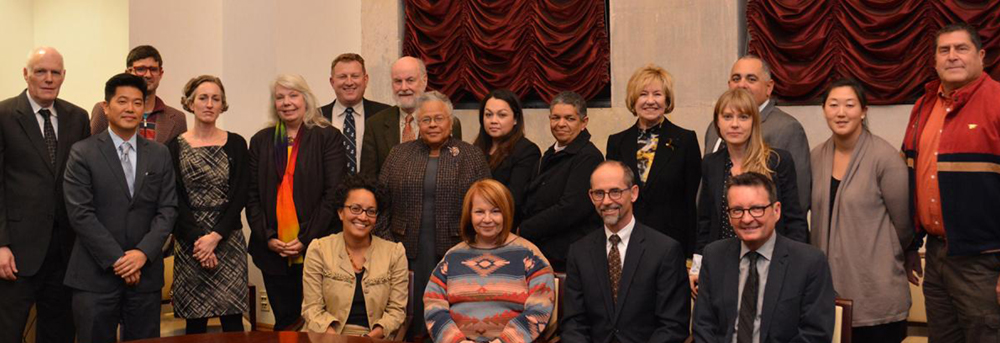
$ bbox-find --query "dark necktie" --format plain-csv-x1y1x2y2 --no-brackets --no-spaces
39,109,57,166
737,251,760,343
343,107,357,174
608,234,622,303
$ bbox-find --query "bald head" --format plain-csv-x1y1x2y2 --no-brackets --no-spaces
23,47,66,107
391,56,428,113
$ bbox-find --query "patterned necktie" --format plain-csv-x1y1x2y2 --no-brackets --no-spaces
737,251,760,343
39,109,57,166
402,113,415,142
119,142,135,196
343,107,357,174
608,234,622,303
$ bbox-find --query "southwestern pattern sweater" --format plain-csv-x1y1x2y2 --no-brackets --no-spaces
424,236,555,343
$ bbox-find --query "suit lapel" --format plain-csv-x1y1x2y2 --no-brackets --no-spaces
98,131,134,201
619,126,641,186
589,232,615,317
14,94,55,174
386,107,400,145
722,239,741,341
130,137,152,204
612,224,645,324
53,100,76,178
759,236,790,342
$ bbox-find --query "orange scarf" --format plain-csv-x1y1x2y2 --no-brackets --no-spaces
276,134,302,265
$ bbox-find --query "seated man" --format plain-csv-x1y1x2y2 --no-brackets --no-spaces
561,160,690,343
693,172,834,343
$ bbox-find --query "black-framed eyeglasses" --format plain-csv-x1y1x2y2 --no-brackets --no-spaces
589,188,628,201
727,202,775,219
343,204,378,217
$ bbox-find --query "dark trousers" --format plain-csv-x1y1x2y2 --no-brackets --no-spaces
852,320,907,343
924,235,1000,343
0,252,74,343
185,314,244,334
72,287,160,343
262,264,303,331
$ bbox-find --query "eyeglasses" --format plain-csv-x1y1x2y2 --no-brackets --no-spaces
418,116,447,125
129,66,161,75
343,204,378,217
589,188,628,201
727,202,775,219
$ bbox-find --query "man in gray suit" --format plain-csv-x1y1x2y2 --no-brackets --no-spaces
693,172,834,343
63,73,178,343
703,55,810,211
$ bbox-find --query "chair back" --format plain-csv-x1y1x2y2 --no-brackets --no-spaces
834,297,853,343
537,272,565,343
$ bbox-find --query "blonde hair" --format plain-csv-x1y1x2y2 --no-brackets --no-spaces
625,64,675,115
268,74,330,128
713,88,773,177
460,179,514,245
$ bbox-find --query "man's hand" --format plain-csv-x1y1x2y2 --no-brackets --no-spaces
281,239,304,258
114,250,148,277
193,232,223,262
123,269,141,286
0,246,18,280
689,273,699,299
904,250,923,286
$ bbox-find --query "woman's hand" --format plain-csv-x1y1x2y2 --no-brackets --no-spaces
199,252,218,269
367,326,384,339
194,232,223,262
282,239,304,258
268,238,286,254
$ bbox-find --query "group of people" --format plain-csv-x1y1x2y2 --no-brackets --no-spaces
0,21,997,343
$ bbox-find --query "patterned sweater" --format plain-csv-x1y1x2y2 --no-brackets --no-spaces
424,236,555,343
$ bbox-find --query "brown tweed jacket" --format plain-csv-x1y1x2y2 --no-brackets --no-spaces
375,138,490,259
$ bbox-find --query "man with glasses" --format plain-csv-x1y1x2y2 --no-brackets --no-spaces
90,45,186,144
562,160,690,343
693,172,834,343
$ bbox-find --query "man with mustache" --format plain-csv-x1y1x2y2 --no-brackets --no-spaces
520,91,603,272
360,56,461,178
320,53,390,174
562,160,691,343
0,46,90,343
902,22,1000,343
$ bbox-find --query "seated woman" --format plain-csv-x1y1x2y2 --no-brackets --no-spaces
301,175,408,338
424,179,555,343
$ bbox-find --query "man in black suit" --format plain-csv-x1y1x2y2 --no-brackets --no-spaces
63,73,178,343
0,46,90,343
360,56,461,178
319,53,389,174
693,172,834,343
520,91,602,272
562,160,690,343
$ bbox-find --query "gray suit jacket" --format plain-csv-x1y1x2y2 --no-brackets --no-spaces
360,106,462,178
63,130,178,293
692,235,835,343
703,100,811,211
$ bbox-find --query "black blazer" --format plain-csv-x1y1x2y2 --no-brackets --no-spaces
562,221,691,343
606,119,701,256
520,129,603,271
63,131,178,292
167,132,249,244
319,98,390,123
489,138,540,224
246,125,347,275
693,235,835,343
360,106,463,178
0,91,90,276
696,148,808,254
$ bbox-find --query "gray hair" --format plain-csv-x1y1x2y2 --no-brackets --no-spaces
415,90,453,117
738,54,773,82
550,90,588,118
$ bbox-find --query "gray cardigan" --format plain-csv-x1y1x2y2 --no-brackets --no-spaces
810,129,913,326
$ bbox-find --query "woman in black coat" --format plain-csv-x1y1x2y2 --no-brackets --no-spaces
606,64,701,256
472,89,540,226
246,74,347,330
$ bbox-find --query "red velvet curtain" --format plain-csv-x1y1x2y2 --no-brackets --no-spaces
747,0,1000,105
402,0,611,103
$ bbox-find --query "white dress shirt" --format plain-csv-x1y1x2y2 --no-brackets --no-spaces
604,215,636,269
27,95,58,135
330,101,365,163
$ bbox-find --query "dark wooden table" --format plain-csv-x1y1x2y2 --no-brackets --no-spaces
130,332,400,343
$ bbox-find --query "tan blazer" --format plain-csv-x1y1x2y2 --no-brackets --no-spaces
302,233,408,335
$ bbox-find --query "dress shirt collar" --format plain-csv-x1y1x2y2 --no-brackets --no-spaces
109,127,138,150
605,215,636,245
333,100,364,118
740,231,776,262
27,93,56,117
757,98,770,115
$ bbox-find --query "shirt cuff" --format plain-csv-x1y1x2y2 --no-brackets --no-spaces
689,254,702,275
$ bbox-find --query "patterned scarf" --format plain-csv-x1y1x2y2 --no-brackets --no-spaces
274,122,303,264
